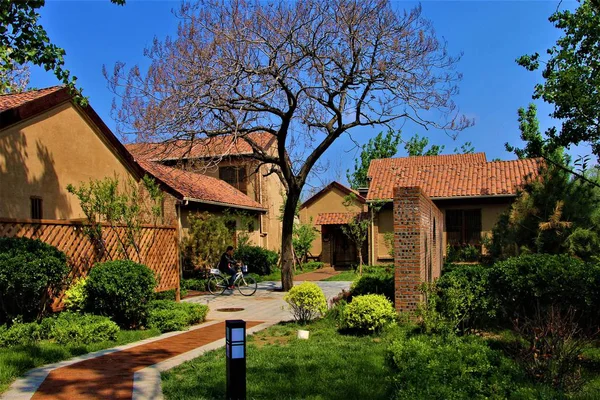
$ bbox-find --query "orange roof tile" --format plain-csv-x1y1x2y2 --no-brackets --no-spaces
138,161,266,211
0,86,64,112
367,156,542,200
315,212,368,225
126,132,276,161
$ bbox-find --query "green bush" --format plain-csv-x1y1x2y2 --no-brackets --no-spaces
301,261,324,270
0,237,69,324
234,245,278,275
435,264,497,332
284,282,327,323
181,278,208,291
147,309,189,332
152,288,189,301
387,334,554,399
488,254,600,330
148,300,209,328
351,270,394,301
566,227,600,261
341,294,396,333
85,260,156,328
45,312,119,345
63,278,88,312
0,322,42,347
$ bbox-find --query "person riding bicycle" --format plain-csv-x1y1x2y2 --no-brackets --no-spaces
219,245,240,289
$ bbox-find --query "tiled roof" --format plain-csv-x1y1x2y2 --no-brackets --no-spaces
126,132,276,161
138,161,266,211
315,212,368,225
0,86,64,112
367,156,542,200
301,181,365,210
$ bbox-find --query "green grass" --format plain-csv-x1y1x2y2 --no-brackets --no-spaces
323,269,358,281
0,328,161,393
162,318,406,400
256,263,323,282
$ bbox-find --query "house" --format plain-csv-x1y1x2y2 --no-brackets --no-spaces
127,132,285,251
299,182,367,266
0,86,267,244
301,153,541,266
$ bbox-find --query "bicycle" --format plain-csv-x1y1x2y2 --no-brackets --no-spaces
207,265,257,296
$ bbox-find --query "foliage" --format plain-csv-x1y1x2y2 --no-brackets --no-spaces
45,312,120,345
148,300,209,326
512,305,587,391
181,278,208,292
0,237,68,324
434,264,497,333
293,220,318,265
0,61,29,94
453,141,475,154
182,212,232,271
284,282,327,323
387,334,554,400
506,103,548,159
446,244,480,263
383,232,395,258
152,288,188,301
1,0,125,96
517,0,600,160
404,133,444,156
341,214,369,271
234,245,278,275
566,227,600,261
85,260,156,328
67,174,163,261
0,322,42,347
147,308,189,333
340,294,396,333
488,254,600,331
347,129,401,189
107,0,471,291
301,261,324,270
63,278,88,312
351,269,394,301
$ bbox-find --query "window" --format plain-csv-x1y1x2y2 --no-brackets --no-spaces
219,166,247,194
30,197,43,219
445,209,481,246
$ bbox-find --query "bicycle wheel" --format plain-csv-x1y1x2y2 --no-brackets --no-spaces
236,275,257,296
208,275,227,295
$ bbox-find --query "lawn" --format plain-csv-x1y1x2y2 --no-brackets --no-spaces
257,263,323,282
0,328,161,393
323,269,358,281
162,318,403,400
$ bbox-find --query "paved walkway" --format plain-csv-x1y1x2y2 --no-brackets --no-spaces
294,266,342,281
2,281,351,400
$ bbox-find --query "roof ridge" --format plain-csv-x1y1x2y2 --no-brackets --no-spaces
0,85,64,97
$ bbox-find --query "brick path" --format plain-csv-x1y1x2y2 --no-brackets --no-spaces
29,321,262,400
294,266,341,281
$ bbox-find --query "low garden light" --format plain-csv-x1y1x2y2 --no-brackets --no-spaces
225,319,246,400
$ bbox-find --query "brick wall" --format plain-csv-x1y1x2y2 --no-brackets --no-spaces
393,186,444,313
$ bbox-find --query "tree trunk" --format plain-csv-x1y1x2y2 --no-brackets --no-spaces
357,247,363,275
281,189,301,291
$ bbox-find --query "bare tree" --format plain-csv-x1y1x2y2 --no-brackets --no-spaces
106,0,472,290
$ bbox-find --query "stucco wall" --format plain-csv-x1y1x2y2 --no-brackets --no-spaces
0,102,139,220
299,186,363,259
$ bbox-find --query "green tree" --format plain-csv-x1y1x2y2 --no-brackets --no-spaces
517,0,600,160
293,220,318,266
453,141,475,154
347,130,401,189
505,104,546,159
66,174,163,261
182,212,233,270
1,0,124,96
404,133,444,156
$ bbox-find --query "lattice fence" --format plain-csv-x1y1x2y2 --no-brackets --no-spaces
0,218,179,308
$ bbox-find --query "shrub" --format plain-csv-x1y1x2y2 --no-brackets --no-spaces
0,322,42,347
387,334,554,399
147,309,189,332
566,227,600,261
0,237,68,324
234,245,278,275
63,278,88,312
488,254,600,330
284,282,327,323
45,312,119,345
351,270,394,301
435,264,497,332
148,300,209,327
341,294,396,333
181,278,208,291
152,288,189,301
85,260,156,328
301,261,324,270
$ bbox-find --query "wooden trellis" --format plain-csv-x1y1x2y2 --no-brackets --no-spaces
0,218,179,308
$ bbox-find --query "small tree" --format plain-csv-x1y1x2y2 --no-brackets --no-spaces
347,130,401,189
341,214,369,274
293,219,318,266
182,212,233,271
404,133,444,156
67,174,163,261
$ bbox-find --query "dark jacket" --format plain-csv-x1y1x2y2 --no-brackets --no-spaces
219,252,237,271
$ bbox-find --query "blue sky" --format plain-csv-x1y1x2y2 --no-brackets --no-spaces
29,0,583,190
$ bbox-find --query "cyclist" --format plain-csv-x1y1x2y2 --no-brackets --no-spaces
219,245,240,289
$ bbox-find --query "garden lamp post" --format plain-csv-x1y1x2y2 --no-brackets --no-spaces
226,319,246,400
